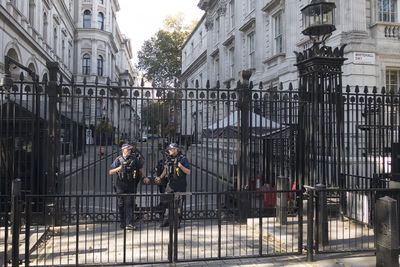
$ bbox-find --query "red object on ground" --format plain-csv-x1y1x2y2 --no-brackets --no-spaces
261,184,276,214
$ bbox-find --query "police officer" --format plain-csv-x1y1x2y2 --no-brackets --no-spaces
155,143,191,227
154,150,169,193
129,138,145,193
109,144,150,230
130,138,145,165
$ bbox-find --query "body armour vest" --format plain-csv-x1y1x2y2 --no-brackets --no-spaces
117,156,137,182
165,154,186,182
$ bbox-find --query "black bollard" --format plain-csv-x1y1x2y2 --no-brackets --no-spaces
276,176,288,224
376,196,399,267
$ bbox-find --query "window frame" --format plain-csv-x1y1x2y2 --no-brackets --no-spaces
43,13,48,42
215,17,220,43
273,11,283,55
230,0,235,30
229,47,235,78
29,0,35,26
248,32,255,69
378,0,398,22
98,12,104,30
97,55,103,76
84,98,90,116
96,100,102,117
214,57,220,82
83,10,91,28
82,54,91,75
53,27,58,54
386,69,400,94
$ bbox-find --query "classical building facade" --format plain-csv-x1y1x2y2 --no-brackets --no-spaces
0,0,139,139
182,0,400,92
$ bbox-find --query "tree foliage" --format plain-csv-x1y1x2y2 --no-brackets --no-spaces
137,14,196,87
141,92,182,137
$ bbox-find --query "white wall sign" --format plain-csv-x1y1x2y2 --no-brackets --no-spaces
354,52,375,65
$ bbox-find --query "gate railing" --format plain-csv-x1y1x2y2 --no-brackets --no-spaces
3,181,400,265
3,189,303,266
304,186,400,261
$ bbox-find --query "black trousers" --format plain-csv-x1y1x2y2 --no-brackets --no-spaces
159,184,185,223
115,180,137,226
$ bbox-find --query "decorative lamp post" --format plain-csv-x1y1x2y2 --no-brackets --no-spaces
297,0,347,253
301,0,336,44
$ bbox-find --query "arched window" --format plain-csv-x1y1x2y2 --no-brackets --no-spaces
27,63,36,82
6,48,20,77
97,55,103,76
43,13,48,42
98,12,104,30
28,63,36,73
6,48,19,62
82,54,91,75
83,10,91,28
42,73,48,83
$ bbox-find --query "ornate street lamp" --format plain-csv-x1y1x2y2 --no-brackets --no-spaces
296,0,346,251
301,0,336,44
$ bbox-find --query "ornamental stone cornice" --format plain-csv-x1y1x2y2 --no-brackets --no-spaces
205,15,214,31
222,34,235,46
198,0,211,10
239,17,256,32
262,0,284,13
217,0,227,16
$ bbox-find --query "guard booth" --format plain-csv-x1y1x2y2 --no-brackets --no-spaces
0,100,47,197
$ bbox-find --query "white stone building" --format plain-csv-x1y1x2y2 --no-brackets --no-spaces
0,0,139,139
182,0,400,92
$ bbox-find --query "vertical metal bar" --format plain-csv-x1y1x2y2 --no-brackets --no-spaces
25,195,31,267
75,197,79,266
298,190,303,254
259,190,263,256
174,194,178,262
4,196,9,267
11,179,21,267
307,189,314,262
46,62,59,196
217,193,222,259
123,196,127,264
168,194,173,263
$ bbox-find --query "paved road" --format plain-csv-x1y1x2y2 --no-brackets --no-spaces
60,141,227,195
138,252,378,266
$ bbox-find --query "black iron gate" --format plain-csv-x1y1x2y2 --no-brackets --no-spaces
1,53,400,265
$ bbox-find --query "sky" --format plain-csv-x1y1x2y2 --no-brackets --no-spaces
117,0,204,65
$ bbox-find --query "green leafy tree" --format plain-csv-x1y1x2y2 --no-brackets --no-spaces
137,14,196,87
141,91,183,139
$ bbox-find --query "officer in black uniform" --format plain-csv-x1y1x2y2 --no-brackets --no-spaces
155,143,191,227
154,150,169,193
109,144,150,230
129,138,145,193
